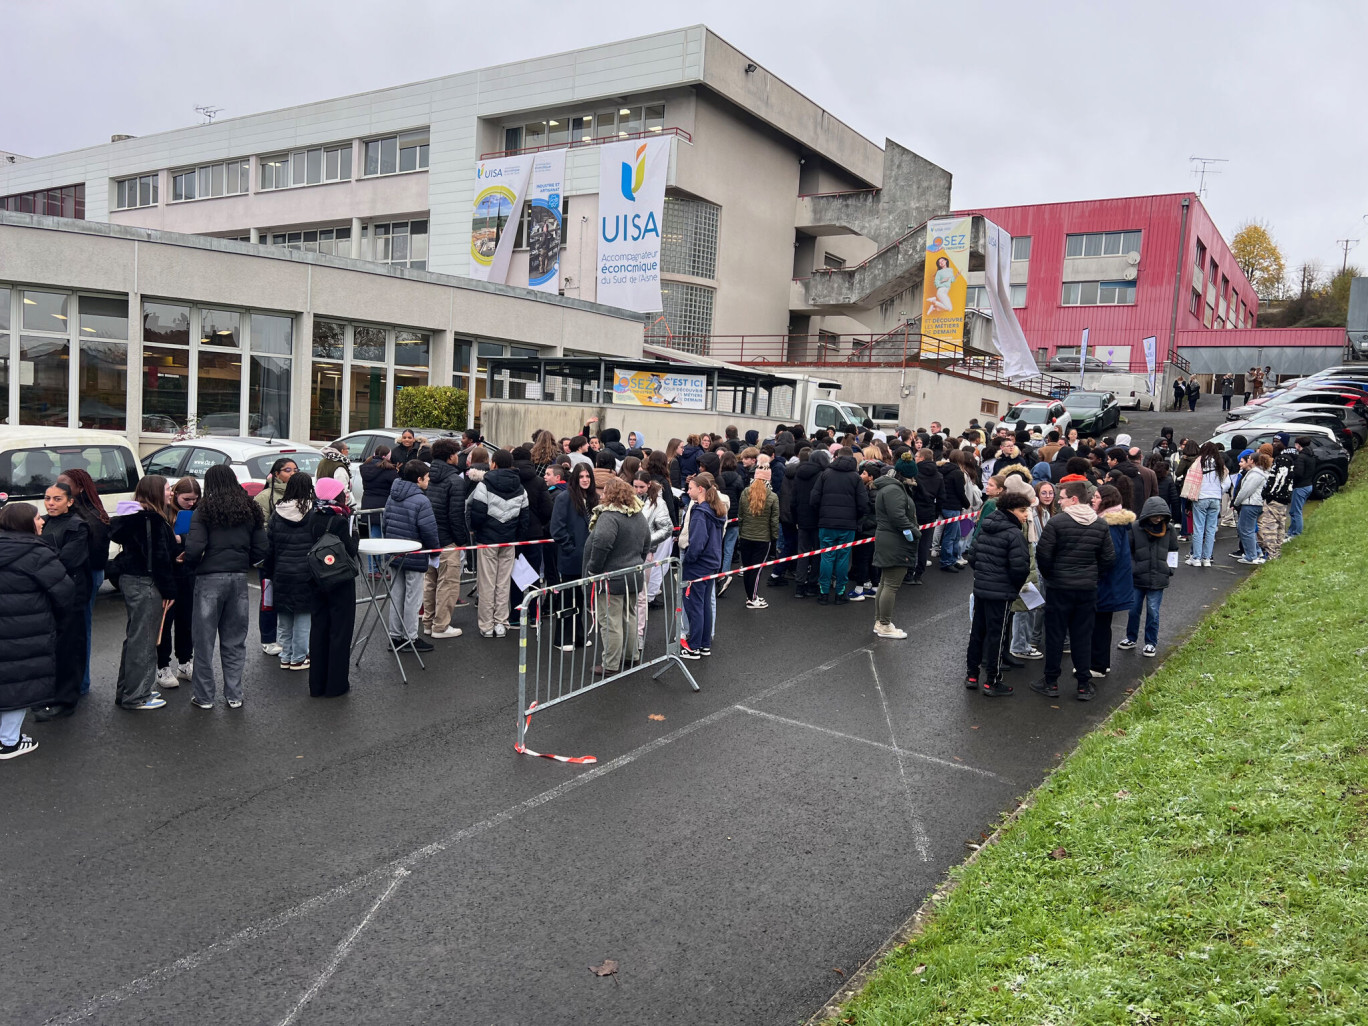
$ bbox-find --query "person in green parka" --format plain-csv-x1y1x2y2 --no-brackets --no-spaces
870,454,921,639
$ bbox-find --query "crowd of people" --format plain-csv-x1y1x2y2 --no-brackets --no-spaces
1171,367,1276,413
1,413,1312,761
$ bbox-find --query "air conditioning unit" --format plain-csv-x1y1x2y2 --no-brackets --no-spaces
1122,268,1138,281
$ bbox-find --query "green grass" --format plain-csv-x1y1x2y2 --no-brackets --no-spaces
830,460,1368,1025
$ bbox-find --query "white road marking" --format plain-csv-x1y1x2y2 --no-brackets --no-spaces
869,650,934,861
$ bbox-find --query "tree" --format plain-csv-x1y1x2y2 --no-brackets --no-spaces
1231,221,1287,300
393,386,469,430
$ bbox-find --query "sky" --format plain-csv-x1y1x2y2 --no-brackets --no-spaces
5,0,1365,281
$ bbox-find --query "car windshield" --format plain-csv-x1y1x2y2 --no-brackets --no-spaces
1006,406,1051,424
1065,395,1104,409
0,445,140,501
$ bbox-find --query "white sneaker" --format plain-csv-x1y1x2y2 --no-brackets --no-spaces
1142,644,1157,657
422,624,432,635
1202,559,1212,567
431,626,463,639
156,666,179,689
176,660,193,679
745,597,769,609
494,624,508,638
955,559,968,568
262,642,283,656
1184,556,1199,567
873,622,907,640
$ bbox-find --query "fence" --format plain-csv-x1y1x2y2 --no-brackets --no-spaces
515,555,698,762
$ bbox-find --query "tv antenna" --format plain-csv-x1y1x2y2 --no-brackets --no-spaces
194,105,224,125
1189,156,1227,199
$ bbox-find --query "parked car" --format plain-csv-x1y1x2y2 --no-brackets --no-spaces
0,427,143,512
1047,354,1109,373
1227,387,1368,420
1206,428,1349,498
1062,390,1120,435
142,437,323,496
1003,399,1072,434
1235,406,1366,454
1078,371,1157,410
334,427,467,504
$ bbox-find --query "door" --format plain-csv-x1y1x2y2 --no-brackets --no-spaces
143,446,189,479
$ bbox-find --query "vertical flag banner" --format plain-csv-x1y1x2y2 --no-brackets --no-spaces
920,216,971,357
596,137,669,311
1142,335,1158,395
528,149,566,294
470,155,532,284
983,220,1040,380
1078,327,1090,387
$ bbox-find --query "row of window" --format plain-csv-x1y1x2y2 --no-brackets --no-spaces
503,104,665,152
229,219,429,269
1065,230,1142,259
1,183,85,218
1061,280,1136,306
645,281,715,350
965,284,1027,309
113,130,431,209
1192,239,1249,328
661,196,720,280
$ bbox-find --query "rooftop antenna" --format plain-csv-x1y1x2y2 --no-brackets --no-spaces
1189,156,1227,199
194,105,223,125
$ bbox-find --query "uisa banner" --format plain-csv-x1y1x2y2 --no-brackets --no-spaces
596,137,669,311
921,216,971,357
470,155,532,284
527,149,566,294
611,368,707,409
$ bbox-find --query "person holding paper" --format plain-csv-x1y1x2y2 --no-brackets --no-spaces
1118,496,1179,658
964,491,1032,696
155,476,201,690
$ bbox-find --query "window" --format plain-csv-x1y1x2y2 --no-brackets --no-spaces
2,183,84,218
661,197,720,279
653,282,715,349
115,174,159,209
12,289,125,429
1203,300,1214,328
1011,236,1032,261
1190,287,1201,315
170,160,249,202
142,301,191,434
967,284,1027,310
501,104,666,152
363,130,428,176
268,225,353,255
259,144,352,190
1064,230,1142,258
364,220,428,269
822,253,845,270
0,444,138,502
308,319,431,438
1061,280,1136,305
980,398,1000,417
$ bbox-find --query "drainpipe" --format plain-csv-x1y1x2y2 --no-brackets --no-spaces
1168,197,1190,368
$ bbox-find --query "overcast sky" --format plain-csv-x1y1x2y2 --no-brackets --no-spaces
7,0,1364,280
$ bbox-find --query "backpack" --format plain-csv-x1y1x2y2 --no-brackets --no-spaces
1262,457,1294,504
308,525,359,586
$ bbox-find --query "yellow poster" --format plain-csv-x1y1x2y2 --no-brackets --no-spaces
611,368,708,409
921,216,971,358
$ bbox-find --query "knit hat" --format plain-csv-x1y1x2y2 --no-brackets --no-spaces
315,478,345,502
1257,443,1275,457
1274,432,1291,446
1238,448,1255,461
894,453,917,478
1003,474,1039,506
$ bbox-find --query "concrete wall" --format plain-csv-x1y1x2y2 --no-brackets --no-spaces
482,399,788,449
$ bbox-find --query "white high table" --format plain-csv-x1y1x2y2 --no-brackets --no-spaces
354,539,425,683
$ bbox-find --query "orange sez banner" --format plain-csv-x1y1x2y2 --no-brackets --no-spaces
921,216,971,357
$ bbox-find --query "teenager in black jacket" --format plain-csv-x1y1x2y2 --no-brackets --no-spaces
264,473,318,671
790,449,826,598
965,492,1032,696
307,477,360,698
57,467,110,699
910,451,943,583
422,438,469,639
810,450,869,602
34,481,91,720
109,476,177,711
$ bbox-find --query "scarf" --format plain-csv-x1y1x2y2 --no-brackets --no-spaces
1062,502,1098,525
587,496,643,533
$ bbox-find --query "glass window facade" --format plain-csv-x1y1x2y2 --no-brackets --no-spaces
502,104,666,152
115,174,159,210
1060,280,1137,306
1064,230,1142,259
649,282,714,352
170,160,249,202
661,197,720,279
303,319,430,439
259,144,352,190
2,183,85,218
363,130,428,177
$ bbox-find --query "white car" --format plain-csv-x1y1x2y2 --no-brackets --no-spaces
142,437,323,497
0,427,143,513
1003,399,1072,435
1208,421,1342,450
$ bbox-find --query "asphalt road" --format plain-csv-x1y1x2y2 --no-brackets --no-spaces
5,402,1248,1026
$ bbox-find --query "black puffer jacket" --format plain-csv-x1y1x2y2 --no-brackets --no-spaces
967,507,1031,600
1036,507,1116,591
360,457,398,512
109,509,178,598
185,507,268,576
810,455,869,532
719,469,744,522
515,461,554,539
466,467,530,545
791,456,827,531
73,502,111,573
426,459,470,548
912,461,943,523
264,502,317,613
0,532,76,713
939,462,969,510
1130,496,1178,590
41,510,92,594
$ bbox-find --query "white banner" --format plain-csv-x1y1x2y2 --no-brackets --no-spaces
611,367,707,409
596,137,669,312
983,220,1040,380
469,155,532,284
527,149,566,294
1142,335,1158,395
1078,327,1090,387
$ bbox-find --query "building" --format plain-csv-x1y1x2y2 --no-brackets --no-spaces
0,26,947,353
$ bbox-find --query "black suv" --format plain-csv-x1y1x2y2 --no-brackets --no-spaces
1225,430,1350,498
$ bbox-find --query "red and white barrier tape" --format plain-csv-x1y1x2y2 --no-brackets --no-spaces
682,510,978,593
515,701,598,764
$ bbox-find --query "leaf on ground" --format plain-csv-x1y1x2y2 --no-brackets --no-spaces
912,964,927,975
1049,846,1070,860
832,967,845,976
589,959,618,977
970,725,980,730
1115,789,1132,799
648,713,665,722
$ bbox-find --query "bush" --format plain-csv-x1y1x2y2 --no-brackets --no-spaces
393,386,468,431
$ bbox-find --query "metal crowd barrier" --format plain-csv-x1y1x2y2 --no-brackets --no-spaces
515,556,699,757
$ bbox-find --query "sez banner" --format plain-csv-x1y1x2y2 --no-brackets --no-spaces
921,215,971,358
596,137,670,312
611,368,707,409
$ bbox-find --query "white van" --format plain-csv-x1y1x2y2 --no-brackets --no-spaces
0,427,144,513
1078,371,1157,410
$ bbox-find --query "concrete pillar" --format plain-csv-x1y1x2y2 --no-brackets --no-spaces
351,217,362,259
294,310,314,442
249,227,259,244
125,288,144,450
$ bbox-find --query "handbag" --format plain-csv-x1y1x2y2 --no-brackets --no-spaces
1180,461,1203,501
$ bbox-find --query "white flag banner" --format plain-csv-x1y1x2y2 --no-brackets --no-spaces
983,219,1040,380
1078,327,1090,387
469,155,533,284
596,137,669,311
1142,335,1158,395
527,149,566,294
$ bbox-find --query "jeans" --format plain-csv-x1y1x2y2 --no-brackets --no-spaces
192,572,249,705
874,566,906,625
1288,485,1313,537
115,574,162,707
1125,588,1163,647
712,523,739,623
817,529,856,594
1191,497,1221,561
1044,586,1097,688
938,509,963,568
388,568,425,641
1237,504,1262,559
80,570,103,695
1011,580,1045,653
277,609,312,665
1221,394,1232,411
0,709,26,746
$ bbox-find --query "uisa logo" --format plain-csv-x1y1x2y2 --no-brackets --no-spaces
477,164,485,179
620,144,647,202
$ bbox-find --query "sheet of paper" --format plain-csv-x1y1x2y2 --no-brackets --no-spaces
512,553,541,590
1167,550,1179,568
1019,582,1045,610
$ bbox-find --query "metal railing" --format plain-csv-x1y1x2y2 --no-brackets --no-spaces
479,127,692,161
516,556,699,757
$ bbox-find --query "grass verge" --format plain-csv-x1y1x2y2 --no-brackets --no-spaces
829,460,1368,1025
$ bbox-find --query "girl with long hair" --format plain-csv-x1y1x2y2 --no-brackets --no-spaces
530,430,560,475
737,465,778,609
33,480,90,720
264,472,317,671
618,455,641,482
678,472,726,658
55,466,110,699
109,475,177,710
549,463,599,650
1188,441,1230,566
156,476,201,689
633,471,674,613
665,437,684,490
185,464,267,710
645,448,679,525
254,456,297,656
714,450,743,599
307,476,360,698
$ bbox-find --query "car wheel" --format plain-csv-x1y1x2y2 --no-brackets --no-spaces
1312,468,1341,499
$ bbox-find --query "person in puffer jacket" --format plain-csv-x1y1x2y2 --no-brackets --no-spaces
583,477,652,673
679,473,726,658
263,473,319,671
965,491,1031,696
809,449,869,602
633,472,675,633
421,439,470,640
466,449,531,638
384,460,439,650
791,449,827,598
1232,448,1268,563
1120,496,1178,657
1089,484,1136,679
